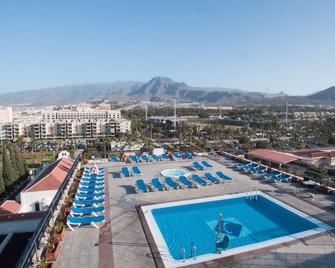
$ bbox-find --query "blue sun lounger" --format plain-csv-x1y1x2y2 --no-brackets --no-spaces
152,154,160,161
75,192,105,200
121,167,131,177
234,162,251,169
262,171,280,179
173,152,182,160
193,162,204,170
182,152,193,159
165,177,180,189
70,206,105,217
202,161,213,168
77,187,104,194
152,178,165,191
191,174,207,186
79,181,104,188
136,179,149,192
81,177,104,183
216,171,232,182
141,155,149,162
179,176,195,188
204,173,220,184
130,155,139,163
73,199,105,207
271,174,291,183
132,166,142,175
161,153,170,160
67,215,105,231
111,156,120,162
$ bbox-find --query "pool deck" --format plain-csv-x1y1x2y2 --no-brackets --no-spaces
54,154,335,268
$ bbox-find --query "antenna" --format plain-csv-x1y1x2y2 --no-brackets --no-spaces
174,98,177,131
285,95,288,126
145,99,148,121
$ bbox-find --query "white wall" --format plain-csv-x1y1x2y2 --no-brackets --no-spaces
19,190,57,213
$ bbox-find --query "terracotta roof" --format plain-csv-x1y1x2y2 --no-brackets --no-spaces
249,149,299,164
292,150,335,158
0,200,21,214
24,158,74,192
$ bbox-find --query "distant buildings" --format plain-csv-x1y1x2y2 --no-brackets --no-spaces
0,105,131,140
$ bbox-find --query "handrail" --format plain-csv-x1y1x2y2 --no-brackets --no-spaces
16,154,81,268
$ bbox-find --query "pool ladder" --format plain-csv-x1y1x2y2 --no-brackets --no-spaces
180,242,197,262
247,188,258,201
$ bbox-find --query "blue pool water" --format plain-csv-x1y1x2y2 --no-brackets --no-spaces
161,168,190,178
152,195,318,260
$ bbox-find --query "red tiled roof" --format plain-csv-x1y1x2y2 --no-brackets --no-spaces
24,158,74,192
0,200,21,214
292,150,335,158
249,149,299,164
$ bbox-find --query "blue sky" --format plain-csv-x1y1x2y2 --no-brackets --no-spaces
0,0,334,95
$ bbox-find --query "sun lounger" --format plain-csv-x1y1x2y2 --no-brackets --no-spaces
77,187,104,194
121,167,131,177
179,176,195,188
75,192,105,200
81,177,104,183
73,199,105,207
182,152,193,159
173,152,182,160
136,179,149,192
193,162,204,170
132,166,142,175
141,155,149,162
67,215,105,231
152,178,165,191
79,181,104,188
165,177,180,189
161,153,170,160
204,173,220,184
271,174,292,183
202,161,213,168
130,155,139,163
234,162,251,169
216,171,232,182
70,206,105,217
152,154,160,161
262,171,280,179
111,156,120,162
191,174,208,186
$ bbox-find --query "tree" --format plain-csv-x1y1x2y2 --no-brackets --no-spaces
2,145,16,187
0,165,5,194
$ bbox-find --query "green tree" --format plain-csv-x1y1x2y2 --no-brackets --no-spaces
2,145,16,187
0,165,5,194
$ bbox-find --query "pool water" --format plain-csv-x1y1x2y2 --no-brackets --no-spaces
152,195,318,260
161,168,190,178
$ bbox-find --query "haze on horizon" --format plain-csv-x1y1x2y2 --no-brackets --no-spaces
0,0,334,96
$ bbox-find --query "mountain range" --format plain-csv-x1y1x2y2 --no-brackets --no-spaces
0,76,334,106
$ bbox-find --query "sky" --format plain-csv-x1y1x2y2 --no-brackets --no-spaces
0,0,334,95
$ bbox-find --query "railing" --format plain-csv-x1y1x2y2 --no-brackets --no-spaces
16,154,81,268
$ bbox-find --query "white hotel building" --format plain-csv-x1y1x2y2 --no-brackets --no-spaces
0,107,131,140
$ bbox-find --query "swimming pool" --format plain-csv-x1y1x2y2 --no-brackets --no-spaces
142,192,332,267
160,168,191,179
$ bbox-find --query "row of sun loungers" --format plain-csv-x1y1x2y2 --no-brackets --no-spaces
233,161,292,183
121,166,142,177
111,152,194,163
193,161,213,170
67,166,106,231
135,171,232,193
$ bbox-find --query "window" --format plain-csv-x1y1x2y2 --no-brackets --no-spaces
35,202,40,212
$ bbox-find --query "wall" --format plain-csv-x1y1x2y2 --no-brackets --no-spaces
19,190,57,213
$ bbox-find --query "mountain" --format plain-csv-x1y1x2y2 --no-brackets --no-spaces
0,81,143,106
307,86,335,102
0,76,332,106
128,76,282,103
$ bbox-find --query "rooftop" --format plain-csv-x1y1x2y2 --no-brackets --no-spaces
53,155,335,268
249,149,299,164
0,200,21,214
24,158,74,192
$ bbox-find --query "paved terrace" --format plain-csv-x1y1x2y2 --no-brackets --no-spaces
55,154,335,268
